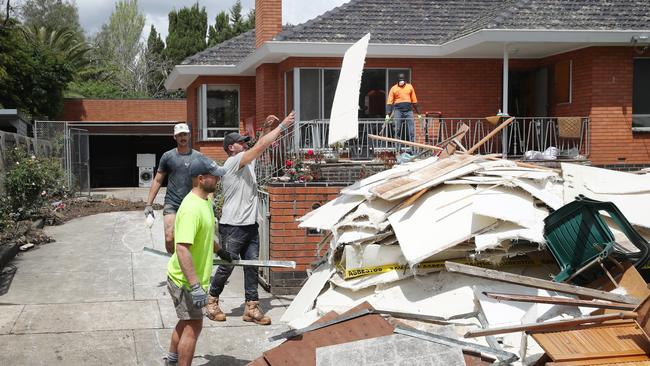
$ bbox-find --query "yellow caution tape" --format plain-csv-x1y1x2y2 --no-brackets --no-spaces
343,257,556,279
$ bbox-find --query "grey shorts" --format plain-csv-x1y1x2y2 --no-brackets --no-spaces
167,277,204,320
163,204,178,216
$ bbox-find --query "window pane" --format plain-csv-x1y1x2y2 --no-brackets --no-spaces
359,69,386,118
299,69,321,120
633,58,650,128
553,60,571,104
323,69,340,119
205,86,239,139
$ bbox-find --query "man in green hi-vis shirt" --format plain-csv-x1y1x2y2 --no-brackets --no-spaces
164,155,228,366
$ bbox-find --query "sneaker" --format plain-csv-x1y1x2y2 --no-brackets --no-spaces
243,300,271,325
206,295,226,321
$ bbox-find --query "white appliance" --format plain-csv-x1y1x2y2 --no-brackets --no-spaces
137,154,156,188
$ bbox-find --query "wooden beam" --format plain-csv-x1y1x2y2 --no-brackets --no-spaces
367,134,443,151
483,292,637,311
464,312,638,338
466,117,515,154
445,262,640,304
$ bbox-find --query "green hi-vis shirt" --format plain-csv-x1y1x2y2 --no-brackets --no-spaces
167,192,215,291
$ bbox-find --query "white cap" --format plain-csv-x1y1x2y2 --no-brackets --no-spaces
174,123,190,135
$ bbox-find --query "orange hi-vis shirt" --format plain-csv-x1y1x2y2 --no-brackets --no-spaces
387,83,418,105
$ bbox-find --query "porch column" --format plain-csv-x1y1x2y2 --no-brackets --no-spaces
502,44,509,158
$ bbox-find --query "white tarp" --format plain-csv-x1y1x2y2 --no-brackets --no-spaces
389,184,497,265
327,33,371,146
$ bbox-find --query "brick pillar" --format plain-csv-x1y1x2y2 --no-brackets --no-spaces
255,0,282,48
256,63,280,124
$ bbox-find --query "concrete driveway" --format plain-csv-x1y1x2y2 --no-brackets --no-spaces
0,210,292,365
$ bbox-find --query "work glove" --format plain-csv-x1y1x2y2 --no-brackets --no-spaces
417,114,422,120
384,115,390,123
189,283,208,308
144,205,154,219
216,248,233,262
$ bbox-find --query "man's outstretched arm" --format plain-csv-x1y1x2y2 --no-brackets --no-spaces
239,111,295,169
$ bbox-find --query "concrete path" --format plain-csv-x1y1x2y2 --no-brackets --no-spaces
0,210,292,365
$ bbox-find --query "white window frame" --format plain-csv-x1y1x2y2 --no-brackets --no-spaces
197,84,240,141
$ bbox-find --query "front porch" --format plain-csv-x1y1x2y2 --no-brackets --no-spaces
255,116,590,185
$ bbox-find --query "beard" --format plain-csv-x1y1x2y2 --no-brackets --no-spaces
200,180,217,193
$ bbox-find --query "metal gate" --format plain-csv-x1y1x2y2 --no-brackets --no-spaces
34,121,90,195
257,189,271,288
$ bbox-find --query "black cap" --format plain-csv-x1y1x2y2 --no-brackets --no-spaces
189,155,226,177
223,132,251,152
398,73,406,81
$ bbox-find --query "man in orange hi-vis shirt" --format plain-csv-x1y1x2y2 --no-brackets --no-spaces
385,73,421,143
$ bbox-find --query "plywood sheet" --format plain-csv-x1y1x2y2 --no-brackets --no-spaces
389,184,497,265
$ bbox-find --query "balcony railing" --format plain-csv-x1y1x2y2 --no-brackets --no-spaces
255,116,590,185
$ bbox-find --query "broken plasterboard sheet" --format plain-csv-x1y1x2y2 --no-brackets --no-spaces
338,198,396,227
445,176,511,185
329,266,440,291
474,221,545,251
344,244,406,270
317,271,508,321
562,163,650,228
315,334,466,366
340,157,439,197
280,264,335,324
335,228,392,246
572,164,650,194
288,309,321,330
372,154,483,201
513,178,563,210
389,184,497,265
478,169,559,181
298,194,365,231
473,187,548,230
327,33,370,145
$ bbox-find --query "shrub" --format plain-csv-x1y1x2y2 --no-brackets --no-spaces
0,146,72,225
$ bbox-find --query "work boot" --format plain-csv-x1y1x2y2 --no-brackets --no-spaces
243,300,271,325
206,295,226,321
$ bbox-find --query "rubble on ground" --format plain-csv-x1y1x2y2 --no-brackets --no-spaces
264,151,650,365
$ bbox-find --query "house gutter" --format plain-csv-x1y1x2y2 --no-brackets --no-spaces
165,29,650,90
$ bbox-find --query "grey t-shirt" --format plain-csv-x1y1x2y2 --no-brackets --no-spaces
158,148,202,210
220,152,258,226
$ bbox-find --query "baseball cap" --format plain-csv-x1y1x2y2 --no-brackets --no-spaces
189,155,226,177
223,132,251,152
174,123,190,135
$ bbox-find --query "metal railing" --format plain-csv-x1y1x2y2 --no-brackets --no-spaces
255,116,590,184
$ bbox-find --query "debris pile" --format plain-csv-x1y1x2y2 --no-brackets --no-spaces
270,151,650,365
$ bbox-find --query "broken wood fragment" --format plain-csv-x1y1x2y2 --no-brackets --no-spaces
483,291,637,310
367,134,443,151
444,261,640,304
466,117,515,154
464,312,638,338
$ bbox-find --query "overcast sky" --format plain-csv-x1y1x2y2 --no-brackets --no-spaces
75,0,349,40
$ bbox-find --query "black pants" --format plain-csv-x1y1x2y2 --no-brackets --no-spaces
209,223,260,301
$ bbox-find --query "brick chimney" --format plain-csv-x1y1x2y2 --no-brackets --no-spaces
255,0,282,48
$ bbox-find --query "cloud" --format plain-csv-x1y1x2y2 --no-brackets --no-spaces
76,0,348,40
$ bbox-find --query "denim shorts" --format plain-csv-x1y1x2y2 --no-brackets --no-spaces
163,204,178,216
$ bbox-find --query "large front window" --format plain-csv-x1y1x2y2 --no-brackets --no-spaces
633,58,650,130
288,68,410,120
197,84,239,140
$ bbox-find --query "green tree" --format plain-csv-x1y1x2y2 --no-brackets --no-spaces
21,25,90,72
206,1,255,47
145,25,170,97
20,0,84,41
165,3,207,65
93,0,146,95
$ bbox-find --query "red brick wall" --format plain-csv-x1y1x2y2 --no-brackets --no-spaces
186,76,256,161
255,0,281,48
61,99,187,122
267,185,343,273
256,63,281,122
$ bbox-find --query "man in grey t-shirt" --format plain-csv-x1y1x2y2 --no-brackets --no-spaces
207,111,295,326
145,123,204,254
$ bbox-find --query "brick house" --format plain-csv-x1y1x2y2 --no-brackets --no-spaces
164,0,650,293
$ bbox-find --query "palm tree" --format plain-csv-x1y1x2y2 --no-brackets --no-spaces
20,25,91,72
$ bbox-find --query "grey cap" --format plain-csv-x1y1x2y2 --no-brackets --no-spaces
189,155,226,177
223,132,251,152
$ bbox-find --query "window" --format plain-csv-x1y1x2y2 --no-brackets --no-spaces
290,68,411,120
553,60,572,104
633,58,650,130
196,84,240,140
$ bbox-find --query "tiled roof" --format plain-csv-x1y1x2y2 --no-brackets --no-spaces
181,29,256,66
181,0,650,66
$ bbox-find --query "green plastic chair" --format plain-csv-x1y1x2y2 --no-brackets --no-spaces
543,196,650,283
